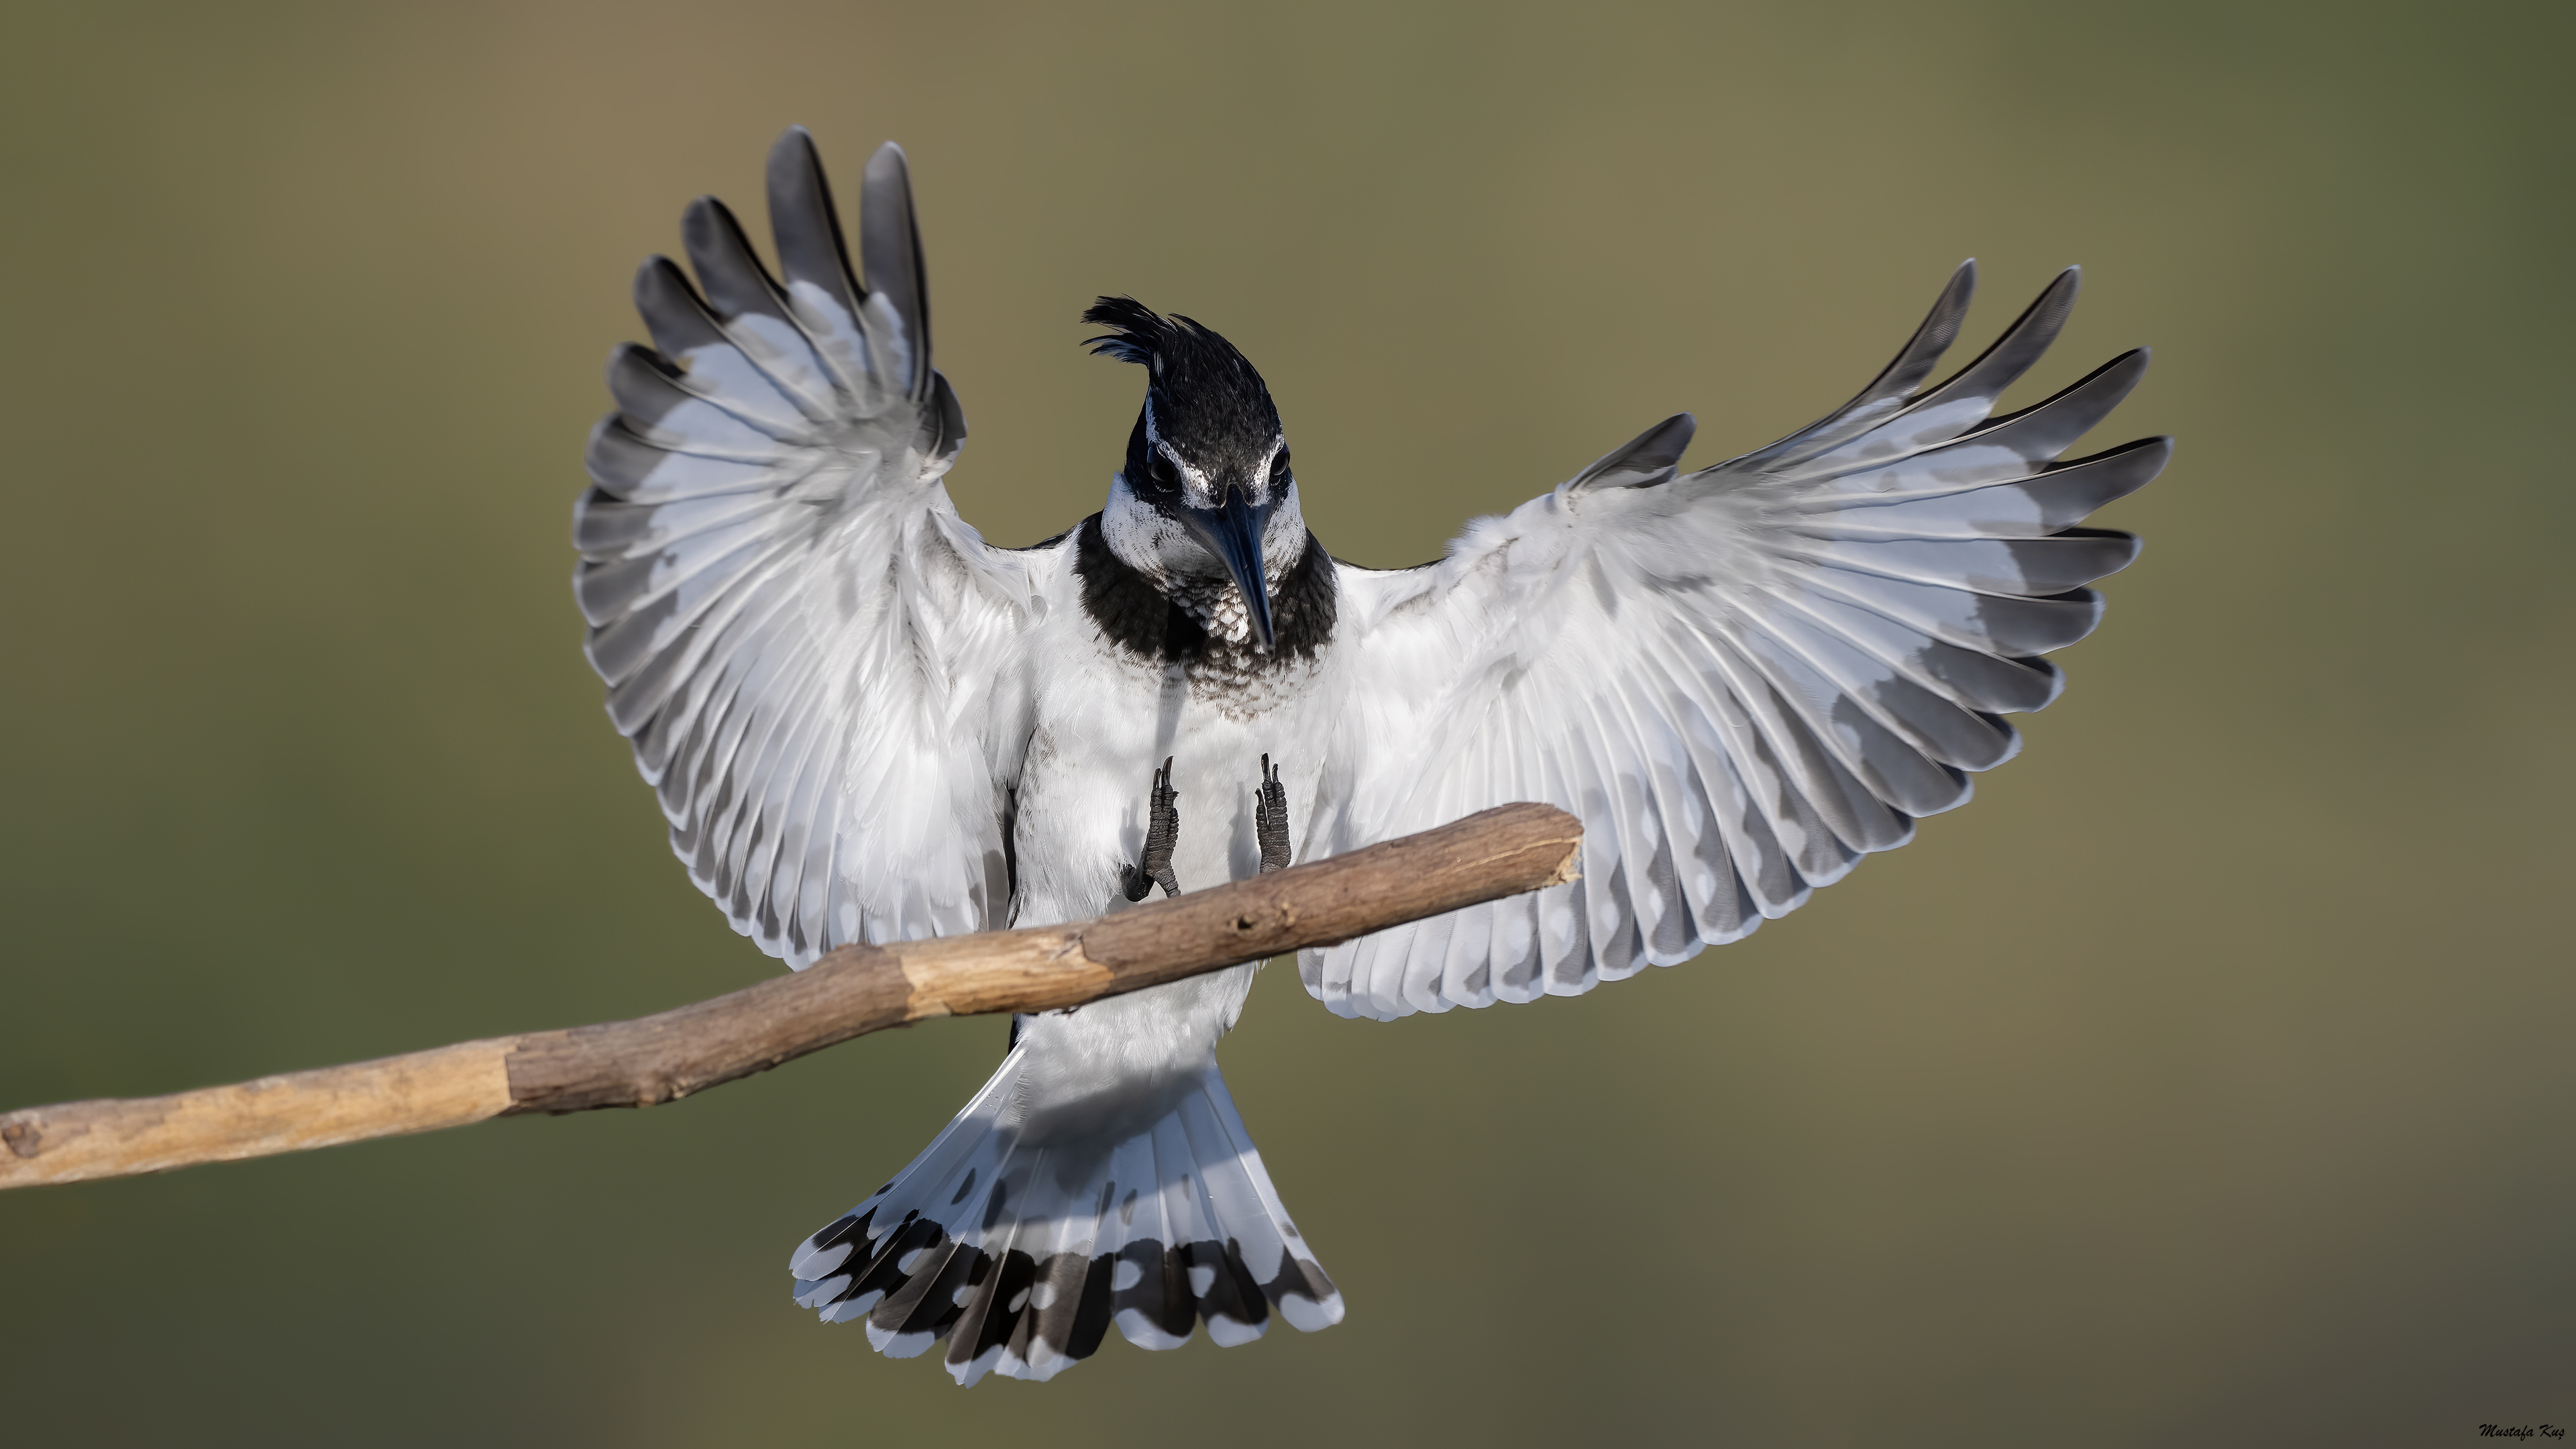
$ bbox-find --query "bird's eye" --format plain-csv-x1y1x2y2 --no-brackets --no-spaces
1147,451,1182,491
1269,449,1293,486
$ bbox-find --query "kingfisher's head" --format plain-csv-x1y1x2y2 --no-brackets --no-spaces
1085,297,1307,651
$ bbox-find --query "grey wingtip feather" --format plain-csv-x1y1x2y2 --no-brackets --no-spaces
1856,260,1979,406
769,125,820,167
1928,260,1976,329
764,131,832,230
1944,258,1978,305
629,256,667,307
865,140,912,191
679,194,739,248
857,140,930,395
1568,411,1699,492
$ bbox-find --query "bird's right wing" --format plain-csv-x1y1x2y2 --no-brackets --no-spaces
576,131,1034,967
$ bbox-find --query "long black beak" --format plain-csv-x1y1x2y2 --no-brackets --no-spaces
1180,488,1277,651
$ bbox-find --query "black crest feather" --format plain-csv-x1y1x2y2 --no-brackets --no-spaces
1081,297,1282,462
1082,296,1178,368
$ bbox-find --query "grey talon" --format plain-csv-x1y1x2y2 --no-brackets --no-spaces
1122,756,1182,901
1255,753,1291,874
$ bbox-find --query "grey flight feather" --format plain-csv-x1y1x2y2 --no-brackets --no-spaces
1568,413,1698,493
1307,263,2167,1020
858,141,932,399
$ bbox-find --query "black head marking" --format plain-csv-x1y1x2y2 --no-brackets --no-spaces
1083,297,1289,505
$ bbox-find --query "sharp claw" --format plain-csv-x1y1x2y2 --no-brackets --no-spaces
1255,753,1291,874
1127,757,1183,900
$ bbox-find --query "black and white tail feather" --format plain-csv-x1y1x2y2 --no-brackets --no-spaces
788,1057,1341,1385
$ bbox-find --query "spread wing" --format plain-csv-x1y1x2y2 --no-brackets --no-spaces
1308,264,2166,1019
575,130,1033,967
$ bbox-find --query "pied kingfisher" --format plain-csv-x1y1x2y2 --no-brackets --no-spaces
572,129,2167,1385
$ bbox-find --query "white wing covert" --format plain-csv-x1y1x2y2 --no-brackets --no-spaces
576,131,1032,967
1310,264,2167,1020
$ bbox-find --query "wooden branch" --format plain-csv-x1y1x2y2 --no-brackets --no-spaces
0,803,1579,1191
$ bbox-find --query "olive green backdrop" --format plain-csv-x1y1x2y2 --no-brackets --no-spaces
3,1,2567,1444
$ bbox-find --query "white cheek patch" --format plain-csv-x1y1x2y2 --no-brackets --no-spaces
1261,481,1307,575
1102,474,1191,580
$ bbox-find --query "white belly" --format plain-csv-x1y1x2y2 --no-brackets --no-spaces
1004,614,1336,1128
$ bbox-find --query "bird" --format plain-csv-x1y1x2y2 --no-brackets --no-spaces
572,128,2167,1386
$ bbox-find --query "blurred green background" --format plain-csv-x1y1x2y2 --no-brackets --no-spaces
3,1,2569,1443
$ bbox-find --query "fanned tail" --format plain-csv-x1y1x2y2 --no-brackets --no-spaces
788,1051,1341,1385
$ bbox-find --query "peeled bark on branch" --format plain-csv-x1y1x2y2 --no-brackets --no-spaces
0,803,1580,1191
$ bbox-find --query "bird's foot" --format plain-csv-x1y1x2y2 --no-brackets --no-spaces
1254,754,1290,874
1120,756,1182,901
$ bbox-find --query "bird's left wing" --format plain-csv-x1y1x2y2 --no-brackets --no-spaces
576,131,1034,967
1309,264,2165,1019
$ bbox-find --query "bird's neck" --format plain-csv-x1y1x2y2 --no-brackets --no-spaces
1073,515,1339,667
